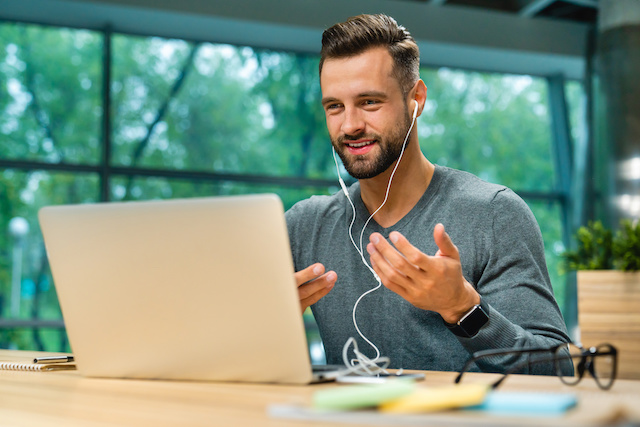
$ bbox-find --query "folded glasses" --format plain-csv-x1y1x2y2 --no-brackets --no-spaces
455,342,617,390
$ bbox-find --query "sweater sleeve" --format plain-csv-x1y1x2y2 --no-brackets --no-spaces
285,201,305,273
454,188,571,375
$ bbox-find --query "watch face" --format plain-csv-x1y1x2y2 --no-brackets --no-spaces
460,305,489,337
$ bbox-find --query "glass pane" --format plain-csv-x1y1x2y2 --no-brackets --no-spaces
0,23,102,164
0,170,99,351
304,308,325,364
525,199,567,317
565,80,586,149
109,175,334,210
111,35,333,179
419,68,555,192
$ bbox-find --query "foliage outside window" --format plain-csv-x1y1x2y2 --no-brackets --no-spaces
0,21,579,354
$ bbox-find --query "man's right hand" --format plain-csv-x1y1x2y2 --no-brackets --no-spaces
296,263,337,313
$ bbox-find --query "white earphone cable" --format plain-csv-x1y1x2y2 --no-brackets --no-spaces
332,102,418,375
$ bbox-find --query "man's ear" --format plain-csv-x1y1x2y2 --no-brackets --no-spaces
410,79,428,118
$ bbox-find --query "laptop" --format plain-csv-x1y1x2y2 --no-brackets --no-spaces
39,194,343,384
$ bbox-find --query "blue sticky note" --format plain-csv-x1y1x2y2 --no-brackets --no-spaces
469,391,577,416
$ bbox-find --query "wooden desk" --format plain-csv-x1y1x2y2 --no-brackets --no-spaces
1,350,639,426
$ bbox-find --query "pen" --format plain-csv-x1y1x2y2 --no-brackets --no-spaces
33,356,75,364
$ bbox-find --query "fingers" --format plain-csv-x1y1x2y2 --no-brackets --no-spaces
366,232,424,296
295,263,337,313
367,232,426,272
295,263,326,286
433,223,460,260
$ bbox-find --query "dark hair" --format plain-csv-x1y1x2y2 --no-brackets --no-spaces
320,14,420,96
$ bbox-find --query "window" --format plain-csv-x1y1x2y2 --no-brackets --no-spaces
1,24,103,351
0,21,581,354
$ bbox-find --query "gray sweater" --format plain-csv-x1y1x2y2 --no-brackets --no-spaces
286,165,571,374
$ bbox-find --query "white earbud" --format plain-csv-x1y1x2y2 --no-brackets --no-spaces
412,100,418,121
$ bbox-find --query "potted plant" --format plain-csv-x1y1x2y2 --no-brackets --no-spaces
563,219,640,380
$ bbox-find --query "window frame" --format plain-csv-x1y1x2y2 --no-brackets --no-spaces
0,20,582,344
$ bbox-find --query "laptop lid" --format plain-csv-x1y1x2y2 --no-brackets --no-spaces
39,194,315,384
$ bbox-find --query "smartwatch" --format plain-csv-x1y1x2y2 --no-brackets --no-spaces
445,297,489,338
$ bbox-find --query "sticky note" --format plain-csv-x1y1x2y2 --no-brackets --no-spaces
313,380,416,410
470,391,577,416
379,383,489,413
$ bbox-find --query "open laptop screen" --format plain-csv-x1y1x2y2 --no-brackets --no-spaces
39,194,314,384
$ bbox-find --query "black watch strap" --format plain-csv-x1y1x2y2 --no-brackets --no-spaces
445,297,489,338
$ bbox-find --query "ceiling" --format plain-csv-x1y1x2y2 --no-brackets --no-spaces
410,0,598,24
0,0,594,79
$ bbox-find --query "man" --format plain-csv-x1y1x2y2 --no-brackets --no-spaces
285,14,571,373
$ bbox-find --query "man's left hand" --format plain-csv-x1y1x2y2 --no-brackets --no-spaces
366,223,480,324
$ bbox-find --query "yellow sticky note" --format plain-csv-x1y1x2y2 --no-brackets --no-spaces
379,383,489,413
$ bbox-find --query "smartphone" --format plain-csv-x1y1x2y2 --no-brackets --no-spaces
336,372,425,384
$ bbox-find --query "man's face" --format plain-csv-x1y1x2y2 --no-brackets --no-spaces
320,47,411,180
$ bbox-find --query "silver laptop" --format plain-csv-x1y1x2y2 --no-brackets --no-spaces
39,194,340,384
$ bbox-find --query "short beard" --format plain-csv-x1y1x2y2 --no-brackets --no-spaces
332,110,412,180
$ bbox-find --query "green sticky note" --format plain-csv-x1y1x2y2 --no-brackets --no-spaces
313,380,416,410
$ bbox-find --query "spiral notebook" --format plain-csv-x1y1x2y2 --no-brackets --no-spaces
0,361,76,371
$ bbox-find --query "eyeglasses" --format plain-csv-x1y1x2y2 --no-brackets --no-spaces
455,342,617,390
